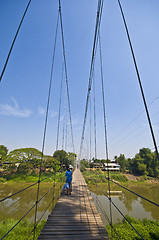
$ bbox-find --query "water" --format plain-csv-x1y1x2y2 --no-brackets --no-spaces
90,183,159,225
0,182,61,222
0,182,159,226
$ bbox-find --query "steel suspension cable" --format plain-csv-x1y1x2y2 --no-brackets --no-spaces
56,62,64,150
89,96,92,161
33,10,60,239
62,85,67,150
0,174,56,203
93,76,97,160
59,0,75,154
92,180,145,240
117,0,159,162
0,179,59,240
0,0,32,82
79,0,104,159
99,32,113,233
93,171,159,207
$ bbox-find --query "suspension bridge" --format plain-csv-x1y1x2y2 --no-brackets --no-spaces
0,0,159,239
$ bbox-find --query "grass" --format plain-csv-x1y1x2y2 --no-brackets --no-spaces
0,219,46,240
106,216,159,240
0,172,65,183
82,170,128,185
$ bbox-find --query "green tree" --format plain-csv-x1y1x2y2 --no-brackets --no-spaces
53,150,69,166
138,163,147,175
118,154,126,172
6,148,42,162
67,152,77,166
0,145,8,160
80,159,90,172
44,156,60,172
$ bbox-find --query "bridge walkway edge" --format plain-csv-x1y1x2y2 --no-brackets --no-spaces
38,168,110,240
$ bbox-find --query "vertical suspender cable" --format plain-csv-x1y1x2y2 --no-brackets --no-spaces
90,96,92,161
79,0,104,159
93,76,97,160
99,32,113,234
33,11,60,239
0,0,32,82
62,86,67,150
117,0,159,162
59,0,75,154
56,62,64,150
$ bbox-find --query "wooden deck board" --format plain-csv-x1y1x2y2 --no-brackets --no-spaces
38,169,109,240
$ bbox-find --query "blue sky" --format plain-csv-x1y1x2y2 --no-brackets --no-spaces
0,0,159,160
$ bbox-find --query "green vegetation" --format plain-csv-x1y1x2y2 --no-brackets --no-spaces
82,168,128,184
0,146,76,183
0,219,46,240
80,147,159,178
80,159,90,172
115,148,159,177
106,216,159,240
0,172,65,183
0,145,8,160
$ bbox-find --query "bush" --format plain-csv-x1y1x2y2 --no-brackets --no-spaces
106,216,159,240
0,177,7,183
111,173,128,182
0,219,46,240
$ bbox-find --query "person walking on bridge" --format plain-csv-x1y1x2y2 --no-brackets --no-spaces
65,166,72,195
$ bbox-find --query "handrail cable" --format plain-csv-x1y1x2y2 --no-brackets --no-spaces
0,181,38,203
94,195,120,240
0,173,60,203
0,179,61,240
79,0,103,159
0,0,32,82
33,9,60,239
93,171,159,207
117,0,159,162
109,95,159,145
108,176,159,207
59,0,75,154
28,198,54,239
91,179,145,240
56,61,64,150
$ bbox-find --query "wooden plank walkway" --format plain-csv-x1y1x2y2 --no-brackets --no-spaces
38,169,109,240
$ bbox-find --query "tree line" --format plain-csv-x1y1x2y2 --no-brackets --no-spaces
0,145,76,175
80,147,159,177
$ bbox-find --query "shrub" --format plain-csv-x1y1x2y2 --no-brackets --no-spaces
106,216,159,240
0,177,7,183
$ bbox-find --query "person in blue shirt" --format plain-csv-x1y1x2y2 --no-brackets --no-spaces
65,166,72,195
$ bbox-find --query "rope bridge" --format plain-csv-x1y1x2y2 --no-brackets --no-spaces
0,0,159,239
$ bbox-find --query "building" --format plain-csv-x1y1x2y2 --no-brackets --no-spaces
103,163,120,171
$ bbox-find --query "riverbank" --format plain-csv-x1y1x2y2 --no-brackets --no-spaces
82,169,159,184
106,216,159,240
1,216,159,240
0,218,46,240
0,172,65,184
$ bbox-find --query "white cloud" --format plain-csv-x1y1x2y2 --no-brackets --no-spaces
38,107,45,116
0,97,32,118
72,118,79,126
50,111,58,118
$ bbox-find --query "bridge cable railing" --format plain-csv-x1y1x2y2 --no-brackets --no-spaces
117,0,159,162
0,0,32,82
90,177,145,240
94,194,120,240
93,170,159,208
0,169,62,204
0,172,64,240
